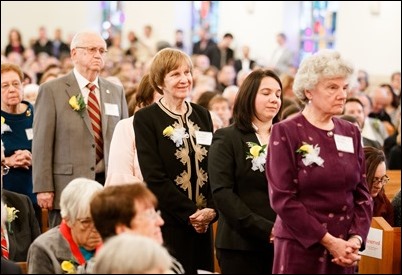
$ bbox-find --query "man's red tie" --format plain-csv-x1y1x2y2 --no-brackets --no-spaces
1,227,9,259
86,83,104,163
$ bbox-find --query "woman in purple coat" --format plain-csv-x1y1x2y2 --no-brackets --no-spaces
266,50,373,274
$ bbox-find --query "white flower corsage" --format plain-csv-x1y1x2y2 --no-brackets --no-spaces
1,116,12,134
163,125,189,147
5,205,19,232
246,142,267,172
296,143,324,167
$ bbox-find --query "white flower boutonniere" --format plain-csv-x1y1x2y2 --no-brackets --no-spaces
296,143,324,167
69,94,86,113
246,142,267,172
5,204,19,232
1,116,12,134
163,125,189,147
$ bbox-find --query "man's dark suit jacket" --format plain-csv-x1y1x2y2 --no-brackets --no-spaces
1,257,22,274
2,190,41,261
234,59,256,73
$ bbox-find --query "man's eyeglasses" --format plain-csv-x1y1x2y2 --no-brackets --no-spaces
75,47,107,56
1,163,10,175
76,217,95,229
373,175,390,185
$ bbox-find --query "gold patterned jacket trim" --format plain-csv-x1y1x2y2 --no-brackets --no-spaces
157,101,208,208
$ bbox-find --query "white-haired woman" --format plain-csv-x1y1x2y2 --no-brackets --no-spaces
93,233,172,274
266,50,373,274
27,178,103,274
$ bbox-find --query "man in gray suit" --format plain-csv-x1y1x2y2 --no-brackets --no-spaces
32,30,128,228
269,33,294,75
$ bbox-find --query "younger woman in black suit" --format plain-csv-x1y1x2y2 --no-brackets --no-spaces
208,69,283,274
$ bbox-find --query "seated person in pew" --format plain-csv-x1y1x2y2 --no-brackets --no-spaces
392,189,401,227
364,146,395,226
1,199,23,274
1,140,40,262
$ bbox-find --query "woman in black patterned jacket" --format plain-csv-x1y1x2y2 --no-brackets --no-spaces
134,48,217,274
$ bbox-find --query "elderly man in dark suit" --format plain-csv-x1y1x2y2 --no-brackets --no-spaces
1,200,22,274
32,30,128,228
2,189,40,262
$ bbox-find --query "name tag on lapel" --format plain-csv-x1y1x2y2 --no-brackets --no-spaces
334,134,354,153
104,103,120,116
195,131,213,145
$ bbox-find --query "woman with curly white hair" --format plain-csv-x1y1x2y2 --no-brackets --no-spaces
266,50,373,274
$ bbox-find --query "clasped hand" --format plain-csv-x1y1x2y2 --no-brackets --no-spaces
329,237,361,267
189,208,216,233
6,150,32,169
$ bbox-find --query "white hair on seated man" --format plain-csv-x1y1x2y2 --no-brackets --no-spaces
93,233,173,274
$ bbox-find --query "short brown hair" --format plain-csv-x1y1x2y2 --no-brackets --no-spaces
1,63,24,81
149,48,193,95
90,184,157,240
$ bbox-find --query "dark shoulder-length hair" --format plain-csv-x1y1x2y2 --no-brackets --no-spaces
232,69,283,133
364,146,386,194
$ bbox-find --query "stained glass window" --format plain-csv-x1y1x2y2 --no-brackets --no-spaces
299,1,338,63
191,1,219,43
101,1,125,42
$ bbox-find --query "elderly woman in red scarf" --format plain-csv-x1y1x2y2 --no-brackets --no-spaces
27,178,102,274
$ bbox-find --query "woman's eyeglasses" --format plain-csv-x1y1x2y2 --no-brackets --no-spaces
1,163,10,175
372,175,390,185
138,209,162,220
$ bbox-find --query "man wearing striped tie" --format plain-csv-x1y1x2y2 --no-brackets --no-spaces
33,30,128,228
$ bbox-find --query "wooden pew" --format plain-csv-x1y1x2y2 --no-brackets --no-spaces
392,227,401,274
41,208,49,233
359,217,401,274
385,170,401,201
16,262,28,274
212,222,221,273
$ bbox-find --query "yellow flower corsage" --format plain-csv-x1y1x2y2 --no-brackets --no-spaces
69,94,86,112
61,260,76,274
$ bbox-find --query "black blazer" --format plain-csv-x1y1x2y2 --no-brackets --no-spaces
2,190,40,261
234,59,256,73
1,257,22,274
192,39,220,69
208,125,275,251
